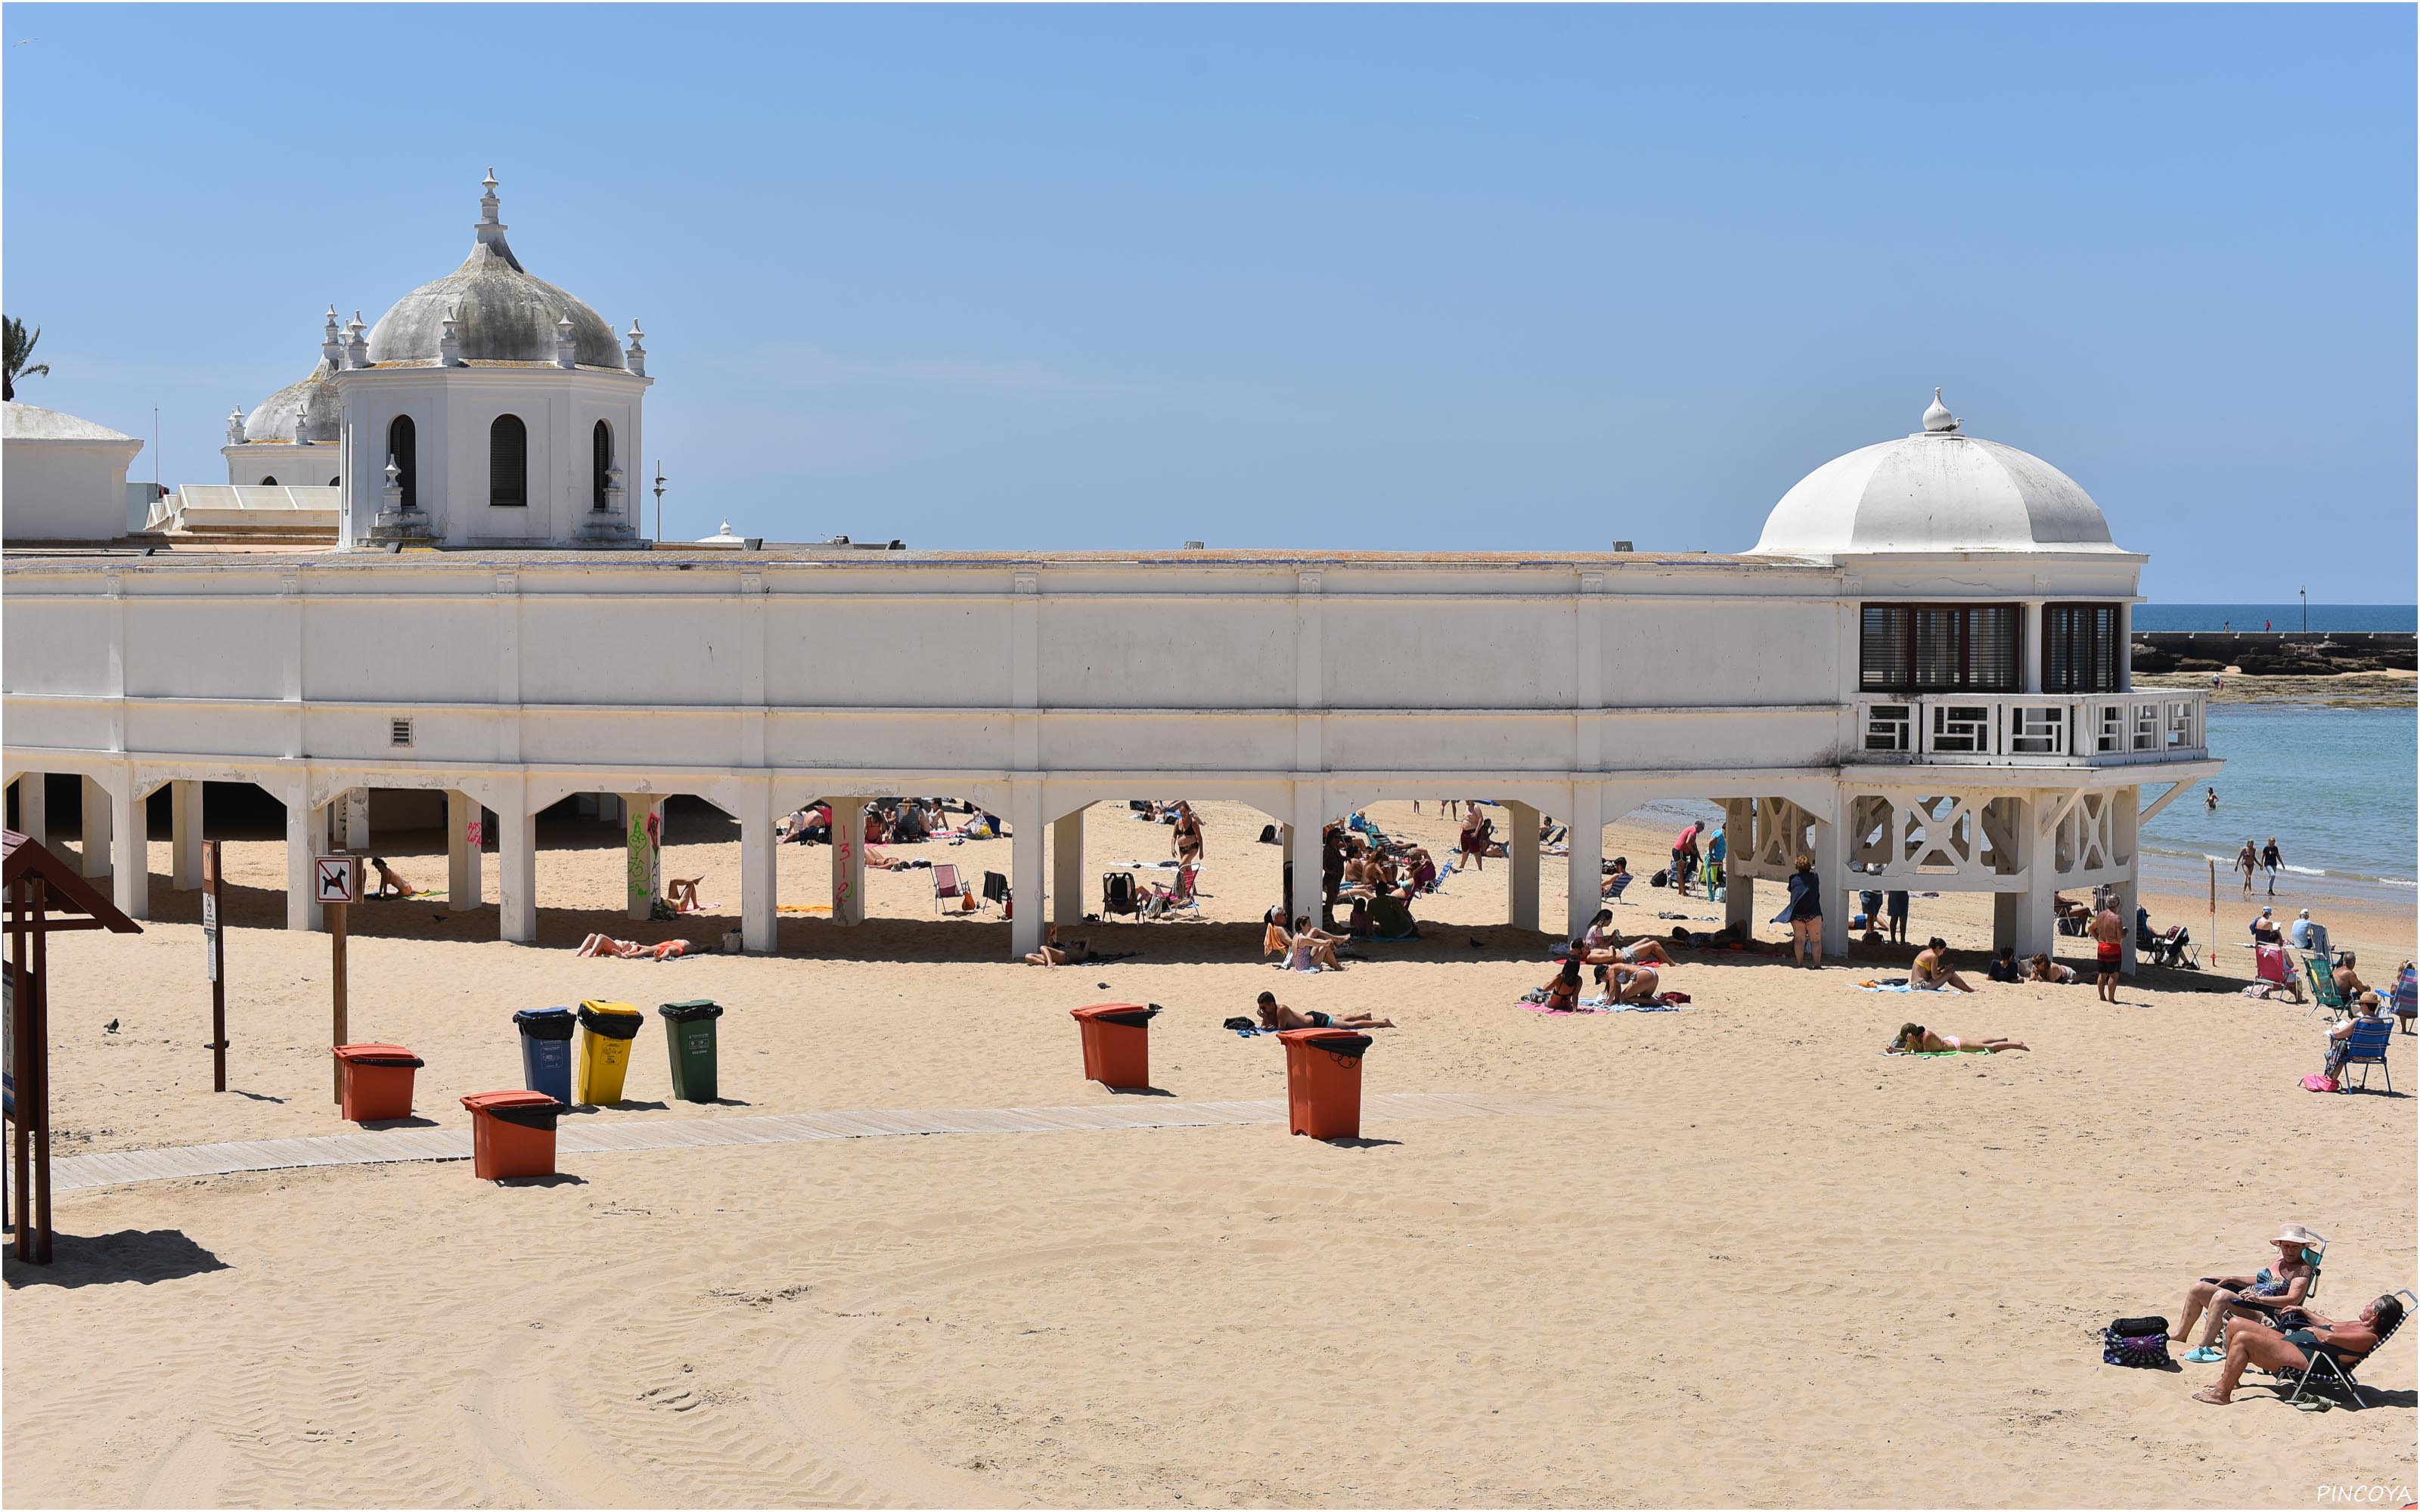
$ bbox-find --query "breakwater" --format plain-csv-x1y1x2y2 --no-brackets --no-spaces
2130,631,2415,675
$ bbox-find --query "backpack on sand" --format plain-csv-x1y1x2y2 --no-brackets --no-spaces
2102,1321,2176,1370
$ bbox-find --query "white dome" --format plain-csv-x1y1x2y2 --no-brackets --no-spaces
1751,392,2121,559
365,171,624,369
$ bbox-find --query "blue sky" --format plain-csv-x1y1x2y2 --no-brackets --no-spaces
5,4,2411,599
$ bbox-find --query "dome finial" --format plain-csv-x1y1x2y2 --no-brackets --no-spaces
1922,387,1959,434
480,168,501,223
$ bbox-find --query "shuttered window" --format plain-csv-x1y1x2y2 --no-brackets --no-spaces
2043,603,2121,692
591,420,613,511
1860,604,2021,692
386,416,417,510
489,415,527,507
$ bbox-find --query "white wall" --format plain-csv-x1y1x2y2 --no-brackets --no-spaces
223,441,340,488
3,438,144,541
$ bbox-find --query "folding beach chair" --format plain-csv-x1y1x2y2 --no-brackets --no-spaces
1101,870,1139,916
2327,1017,2394,1094
2254,944,2302,1002
2265,1289,2415,1409
2303,954,2352,1018
1602,872,1632,903
930,863,968,916
2391,963,2417,1035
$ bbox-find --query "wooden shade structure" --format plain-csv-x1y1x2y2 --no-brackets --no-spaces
6,829,142,1263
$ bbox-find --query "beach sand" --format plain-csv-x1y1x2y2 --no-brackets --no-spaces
5,800,2413,1507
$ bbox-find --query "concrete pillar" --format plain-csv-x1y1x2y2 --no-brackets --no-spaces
110,780,150,921
2021,602,2045,694
740,785,777,954
79,776,112,880
1810,795,1849,959
1010,782,1045,956
2014,795,2059,962
343,787,371,850
447,791,483,911
1992,892,2022,957
1564,784,1603,942
2116,603,2133,691
285,785,325,931
1052,807,1087,927
17,773,48,845
620,793,663,920
1280,823,1296,917
2116,785,2140,975
1506,800,1540,931
496,794,537,943
171,781,204,891
1726,875,1755,935
830,797,867,925
1289,782,1327,930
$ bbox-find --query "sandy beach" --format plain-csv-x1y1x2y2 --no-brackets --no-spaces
5,798,2414,1507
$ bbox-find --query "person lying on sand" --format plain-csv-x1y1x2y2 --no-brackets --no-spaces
2170,1224,2319,1360
1025,925,1092,967
1885,1023,2027,1054
1910,938,1976,993
861,846,920,872
2192,1294,2400,1405
1255,991,1393,1031
1574,922,1674,968
576,934,698,961
368,857,416,898
2026,953,2079,985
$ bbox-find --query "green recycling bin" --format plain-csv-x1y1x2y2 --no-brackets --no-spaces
658,999,725,1102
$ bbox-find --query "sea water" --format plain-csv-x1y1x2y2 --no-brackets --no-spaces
2142,703,2417,896
2134,603,2416,633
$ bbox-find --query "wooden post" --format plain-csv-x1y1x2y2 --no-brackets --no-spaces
8,878,25,1252
203,840,226,1092
29,877,51,1265
330,898,348,1103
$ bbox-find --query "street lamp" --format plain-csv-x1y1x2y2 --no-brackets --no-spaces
2300,586,2307,632
652,463,666,544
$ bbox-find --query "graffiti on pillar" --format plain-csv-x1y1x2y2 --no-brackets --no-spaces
627,808,659,911
465,817,482,849
833,832,858,915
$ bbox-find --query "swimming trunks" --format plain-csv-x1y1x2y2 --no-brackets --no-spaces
2098,940,2122,966
1308,1011,1333,1028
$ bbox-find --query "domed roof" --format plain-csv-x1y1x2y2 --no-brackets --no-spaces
365,171,624,369
244,359,340,443
1751,390,2122,559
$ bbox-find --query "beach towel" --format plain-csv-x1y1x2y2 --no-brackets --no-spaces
1879,1049,1990,1058
1522,994,1694,1015
1857,980,1947,993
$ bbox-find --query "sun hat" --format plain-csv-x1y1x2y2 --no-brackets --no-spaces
2273,1223,2321,1247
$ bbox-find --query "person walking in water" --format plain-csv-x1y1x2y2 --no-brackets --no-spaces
2260,838,2282,896
2236,840,2258,898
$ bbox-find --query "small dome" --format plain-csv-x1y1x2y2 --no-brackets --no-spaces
243,359,340,443
365,171,623,368
1751,392,2121,559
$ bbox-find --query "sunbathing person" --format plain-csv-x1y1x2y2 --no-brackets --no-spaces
2170,1224,2319,1360
2191,1294,2400,1405
1885,1023,2028,1054
367,857,417,899
576,934,698,961
1284,918,1346,971
1024,925,1094,967
1574,917,1672,967
1606,959,1663,1003
2026,953,2079,984
861,846,917,872
1910,938,1976,993
1255,991,1394,1031
666,875,707,914
1538,957,1585,1011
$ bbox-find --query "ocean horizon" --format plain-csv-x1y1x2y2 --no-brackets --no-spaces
2134,603,2415,633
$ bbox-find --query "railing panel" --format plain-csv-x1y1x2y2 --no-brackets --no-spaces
1851,691,2203,765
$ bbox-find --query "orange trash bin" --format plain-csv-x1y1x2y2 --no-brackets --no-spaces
459,1089,566,1180
334,1043,424,1122
1070,1002,1161,1089
1277,1027,1373,1139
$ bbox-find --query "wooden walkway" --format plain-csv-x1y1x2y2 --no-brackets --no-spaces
47,1092,1537,1193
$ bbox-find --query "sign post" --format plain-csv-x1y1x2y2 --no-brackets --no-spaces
315,855,360,1102
203,840,226,1092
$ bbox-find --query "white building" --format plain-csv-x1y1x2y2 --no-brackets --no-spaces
2,389,2216,963
2,402,145,543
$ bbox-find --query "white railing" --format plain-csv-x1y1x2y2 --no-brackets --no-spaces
1853,690,2205,764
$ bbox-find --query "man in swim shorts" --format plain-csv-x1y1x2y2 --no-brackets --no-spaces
2093,897,2124,1002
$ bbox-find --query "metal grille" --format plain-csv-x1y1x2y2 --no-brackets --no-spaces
390,718,414,748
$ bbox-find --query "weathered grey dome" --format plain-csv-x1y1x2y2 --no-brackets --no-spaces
365,174,622,368
244,359,340,442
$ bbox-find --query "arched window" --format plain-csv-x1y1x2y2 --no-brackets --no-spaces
259,476,278,486
591,420,614,511
489,414,527,507
326,476,340,488
386,415,417,510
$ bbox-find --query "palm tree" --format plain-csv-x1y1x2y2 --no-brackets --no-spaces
5,315,50,401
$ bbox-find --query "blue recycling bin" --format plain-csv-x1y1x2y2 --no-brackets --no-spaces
511,1007,576,1106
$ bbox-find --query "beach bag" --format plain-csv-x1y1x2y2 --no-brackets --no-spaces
1650,869,1669,888
2301,1074,2338,1093
2102,1326,2174,1369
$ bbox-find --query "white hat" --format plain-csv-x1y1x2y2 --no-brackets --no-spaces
2298,909,2311,919
2274,1223,2322,1247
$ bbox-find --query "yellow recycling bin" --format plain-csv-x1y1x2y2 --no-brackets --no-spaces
575,999,645,1105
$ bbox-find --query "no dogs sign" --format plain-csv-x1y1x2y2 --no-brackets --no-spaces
314,856,360,905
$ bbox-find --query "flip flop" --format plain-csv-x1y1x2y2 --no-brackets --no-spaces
2183,1346,2225,1364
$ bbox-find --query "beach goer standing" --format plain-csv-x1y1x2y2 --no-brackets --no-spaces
1459,807,1494,872
1172,801,1205,875
2260,837,2282,895
1671,822,1702,897
1775,852,1824,968
1704,825,1727,897
2093,897,2124,1002
2236,840,2257,897
2205,787,2218,811
1885,889,1910,945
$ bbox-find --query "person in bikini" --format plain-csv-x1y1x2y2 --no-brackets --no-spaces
1537,956,1586,1011
577,934,697,961
2091,899,2125,1002
666,875,708,914
1910,937,1975,993
367,857,417,899
2191,1293,2400,1405
2170,1224,2320,1362
2026,953,2079,985
1885,1023,2028,1054
1171,801,1205,874
1606,959,1662,1003
1255,991,1393,1031
1024,925,1094,967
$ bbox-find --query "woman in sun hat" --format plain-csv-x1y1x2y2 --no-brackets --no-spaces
2170,1223,2321,1362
